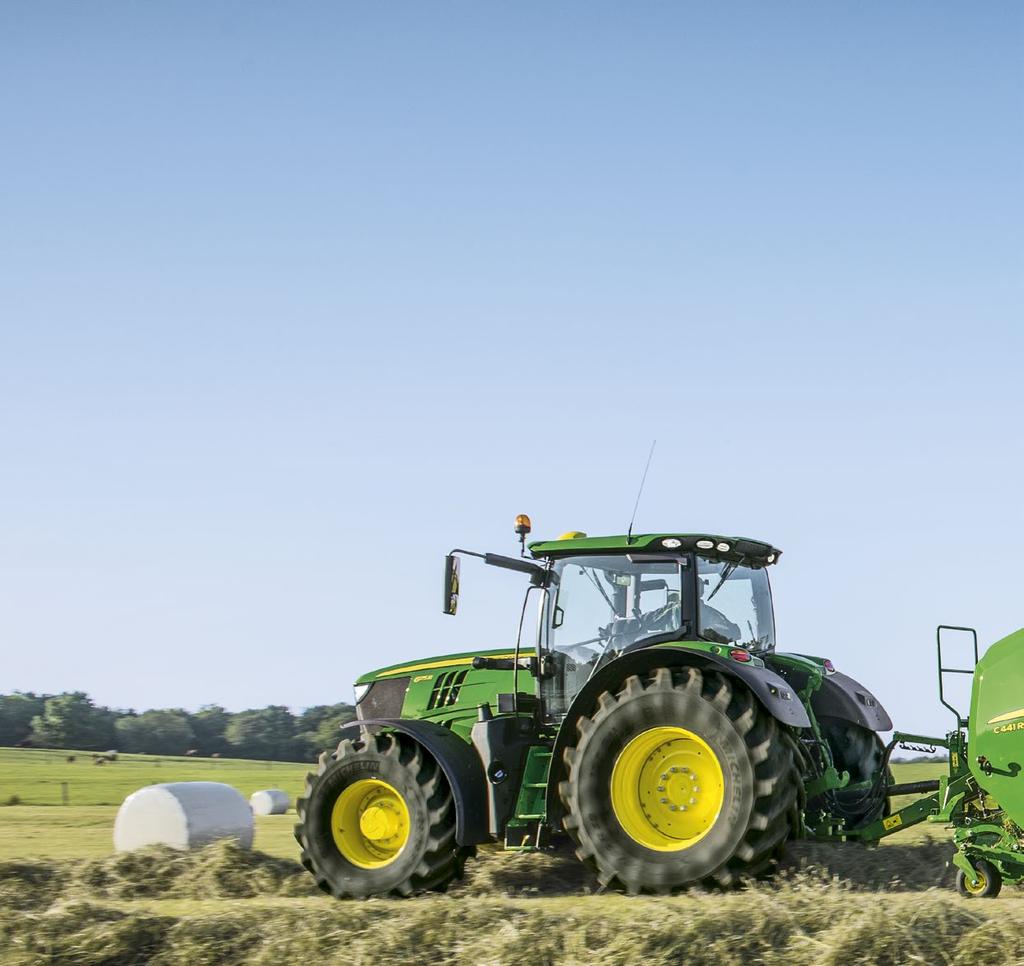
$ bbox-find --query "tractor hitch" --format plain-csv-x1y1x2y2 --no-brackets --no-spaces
886,779,940,798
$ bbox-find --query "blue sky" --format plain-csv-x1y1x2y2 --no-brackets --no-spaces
1,3,1021,736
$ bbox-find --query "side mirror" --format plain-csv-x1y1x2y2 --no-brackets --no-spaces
443,554,460,616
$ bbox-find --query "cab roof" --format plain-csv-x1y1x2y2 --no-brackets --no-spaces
527,532,781,567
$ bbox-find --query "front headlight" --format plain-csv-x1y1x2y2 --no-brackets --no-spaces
353,683,371,704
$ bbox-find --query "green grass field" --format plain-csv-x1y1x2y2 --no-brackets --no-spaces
0,748,308,861
3,748,1022,965
0,747,948,860
0,747,310,808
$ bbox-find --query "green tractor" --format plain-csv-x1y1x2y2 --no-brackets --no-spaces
295,519,901,897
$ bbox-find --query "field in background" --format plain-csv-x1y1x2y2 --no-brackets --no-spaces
0,747,310,807
4,748,1019,965
0,747,309,861
0,748,948,860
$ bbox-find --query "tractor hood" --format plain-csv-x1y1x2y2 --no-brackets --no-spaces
353,647,529,736
356,647,519,686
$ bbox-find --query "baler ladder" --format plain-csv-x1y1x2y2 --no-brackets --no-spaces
937,624,979,729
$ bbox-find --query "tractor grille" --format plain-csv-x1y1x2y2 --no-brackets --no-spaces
426,669,469,710
357,677,410,720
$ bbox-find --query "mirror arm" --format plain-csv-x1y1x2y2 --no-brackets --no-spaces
444,549,551,617
449,549,547,582
482,552,548,582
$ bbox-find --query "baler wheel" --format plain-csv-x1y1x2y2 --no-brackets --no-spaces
956,859,1002,899
295,731,472,898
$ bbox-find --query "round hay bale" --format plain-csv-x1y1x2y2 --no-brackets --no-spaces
249,789,290,815
113,781,254,852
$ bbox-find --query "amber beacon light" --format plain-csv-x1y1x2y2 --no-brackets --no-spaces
514,514,532,554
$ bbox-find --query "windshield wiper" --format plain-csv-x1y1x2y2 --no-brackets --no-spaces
705,559,740,602
582,567,617,613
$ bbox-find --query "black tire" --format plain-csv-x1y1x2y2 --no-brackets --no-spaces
294,731,472,898
814,716,887,829
956,858,1002,898
558,666,799,893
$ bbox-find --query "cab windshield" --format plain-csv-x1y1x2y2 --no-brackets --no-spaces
542,554,685,718
697,555,775,650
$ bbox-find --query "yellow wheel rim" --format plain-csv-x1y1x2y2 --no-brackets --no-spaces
331,778,410,868
610,726,726,851
964,870,988,895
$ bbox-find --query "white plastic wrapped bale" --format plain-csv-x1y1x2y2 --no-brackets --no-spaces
249,789,290,815
114,782,254,852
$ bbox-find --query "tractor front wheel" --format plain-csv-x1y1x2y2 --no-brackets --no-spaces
295,731,472,898
559,665,799,893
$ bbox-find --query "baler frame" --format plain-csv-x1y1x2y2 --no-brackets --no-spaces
818,623,1024,898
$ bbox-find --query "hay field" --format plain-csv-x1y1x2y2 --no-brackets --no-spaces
2,748,1022,965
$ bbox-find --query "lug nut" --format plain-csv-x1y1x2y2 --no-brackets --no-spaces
659,797,668,804
689,797,697,804
657,785,665,792
669,805,678,811
670,766,678,773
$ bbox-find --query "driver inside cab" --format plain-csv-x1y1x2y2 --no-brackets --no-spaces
697,576,742,644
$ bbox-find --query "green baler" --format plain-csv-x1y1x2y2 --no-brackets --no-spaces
970,627,1024,817
949,628,1024,896
821,625,1024,897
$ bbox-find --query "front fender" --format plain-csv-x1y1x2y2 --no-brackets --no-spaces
341,717,490,846
546,647,810,825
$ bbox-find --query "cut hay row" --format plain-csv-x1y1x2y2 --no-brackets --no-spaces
0,837,967,909
1,839,1022,965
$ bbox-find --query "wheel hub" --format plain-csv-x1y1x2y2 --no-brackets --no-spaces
610,726,725,851
359,803,401,841
331,778,411,868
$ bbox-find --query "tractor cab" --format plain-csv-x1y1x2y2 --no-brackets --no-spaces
441,523,782,723
525,531,780,720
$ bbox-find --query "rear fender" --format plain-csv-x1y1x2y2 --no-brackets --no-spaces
810,671,893,732
341,717,491,846
546,648,810,825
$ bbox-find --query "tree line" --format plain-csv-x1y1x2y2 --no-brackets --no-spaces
0,691,356,762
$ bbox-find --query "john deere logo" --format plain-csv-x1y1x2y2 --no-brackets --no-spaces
988,708,1024,734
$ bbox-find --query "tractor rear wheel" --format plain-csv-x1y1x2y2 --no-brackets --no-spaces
295,731,472,898
558,666,800,893
813,716,888,829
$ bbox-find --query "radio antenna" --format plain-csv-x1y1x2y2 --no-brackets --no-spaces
627,439,657,542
